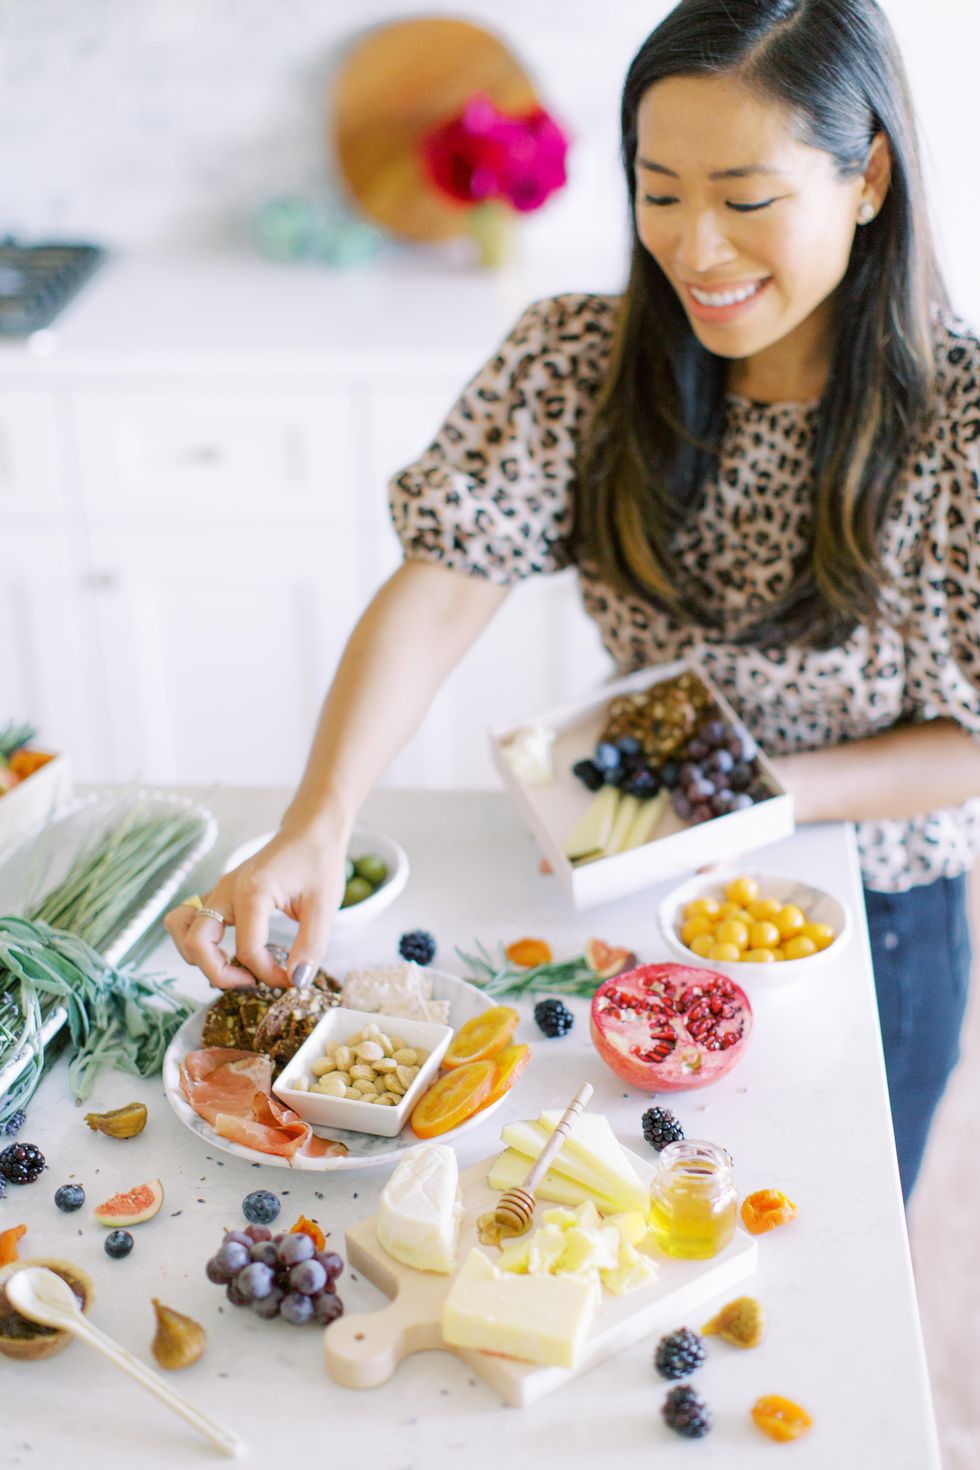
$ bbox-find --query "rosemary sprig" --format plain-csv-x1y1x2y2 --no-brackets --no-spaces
456,939,602,998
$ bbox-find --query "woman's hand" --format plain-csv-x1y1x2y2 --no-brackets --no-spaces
164,826,346,990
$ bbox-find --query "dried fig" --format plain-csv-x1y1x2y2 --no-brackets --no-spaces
84,1102,147,1139
151,1299,206,1370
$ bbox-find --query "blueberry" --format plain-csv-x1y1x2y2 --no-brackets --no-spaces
104,1229,134,1259
572,759,604,792
593,741,622,772
615,736,642,756
242,1189,281,1226
54,1183,85,1213
623,769,661,800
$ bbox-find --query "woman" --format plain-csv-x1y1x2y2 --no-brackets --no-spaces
167,0,980,1200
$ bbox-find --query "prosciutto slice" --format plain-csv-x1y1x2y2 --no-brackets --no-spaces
179,1046,346,1162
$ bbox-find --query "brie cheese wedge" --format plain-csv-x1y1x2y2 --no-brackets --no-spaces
376,1144,462,1274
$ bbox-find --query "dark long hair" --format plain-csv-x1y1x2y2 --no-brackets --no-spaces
572,0,947,648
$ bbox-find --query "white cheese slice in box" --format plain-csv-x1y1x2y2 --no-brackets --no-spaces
441,1248,599,1369
376,1144,462,1274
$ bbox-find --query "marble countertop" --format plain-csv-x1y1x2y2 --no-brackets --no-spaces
3,785,939,1468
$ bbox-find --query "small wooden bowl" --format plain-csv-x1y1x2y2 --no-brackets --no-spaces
0,1258,95,1360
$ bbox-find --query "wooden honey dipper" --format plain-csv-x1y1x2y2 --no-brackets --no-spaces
492,1081,594,1236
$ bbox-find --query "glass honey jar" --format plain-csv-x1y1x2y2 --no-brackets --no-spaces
648,1140,737,1259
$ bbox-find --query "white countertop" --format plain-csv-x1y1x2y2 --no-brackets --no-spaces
4,786,939,1468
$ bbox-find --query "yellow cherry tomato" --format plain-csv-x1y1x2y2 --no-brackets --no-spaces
748,920,780,950
715,919,749,951
775,904,806,939
784,935,818,960
725,875,759,906
771,947,786,961
709,942,742,962
685,896,721,919
744,947,777,963
688,933,716,959
717,900,746,920
801,920,835,950
747,896,782,921
682,915,714,945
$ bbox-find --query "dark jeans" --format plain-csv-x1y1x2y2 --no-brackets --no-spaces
865,875,972,1201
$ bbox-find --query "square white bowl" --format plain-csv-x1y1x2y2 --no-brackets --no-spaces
272,1007,453,1138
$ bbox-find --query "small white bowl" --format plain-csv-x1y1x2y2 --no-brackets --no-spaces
272,1006,452,1138
657,869,852,987
223,825,409,933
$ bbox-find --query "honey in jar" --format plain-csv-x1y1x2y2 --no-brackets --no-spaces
648,1140,737,1259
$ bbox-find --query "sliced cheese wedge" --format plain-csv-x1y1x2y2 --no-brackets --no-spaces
377,1143,461,1274
562,785,620,861
537,1111,648,1215
501,1119,636,1208
604,793,640,855
488,1148,623,1215
622,788,669,850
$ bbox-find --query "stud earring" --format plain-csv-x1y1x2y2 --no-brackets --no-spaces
857,202,875,224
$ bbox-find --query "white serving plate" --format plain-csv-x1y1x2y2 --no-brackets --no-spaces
222,825,409,934
0,790,218,1105
274,1006,453,1137
489,657,794,910
657,868,852,988
0,753,73,856
161,967,510,1171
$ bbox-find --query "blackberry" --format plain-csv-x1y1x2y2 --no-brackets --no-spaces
0,1142,46,1185
0,1176,5,1200
105,1229,134,1259
3,1109,26,1136
662,1384,712,1438
398,929,436,966
655,1327,706,1380
572,758,604,793
55,1183,86,1213
534,998,574,1038
242,1189,281,1225
622,769,661,800
642,1106,684,1153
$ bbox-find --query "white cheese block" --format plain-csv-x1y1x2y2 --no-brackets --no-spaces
538,1111,648,1214
441,1248,599,1368
376,1144,461,1274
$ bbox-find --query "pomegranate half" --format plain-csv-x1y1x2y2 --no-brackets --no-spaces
590,962,752,1091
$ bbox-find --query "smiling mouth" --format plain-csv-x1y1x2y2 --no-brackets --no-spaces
687,278,770,308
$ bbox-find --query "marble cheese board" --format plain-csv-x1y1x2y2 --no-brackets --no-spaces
324,1147,758,1408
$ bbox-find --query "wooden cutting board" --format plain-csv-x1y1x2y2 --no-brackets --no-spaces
330,17,539,242
324,1148,757,1407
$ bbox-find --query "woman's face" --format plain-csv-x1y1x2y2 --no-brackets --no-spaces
634,74,883,372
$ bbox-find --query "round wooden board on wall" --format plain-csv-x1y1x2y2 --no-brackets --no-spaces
330,16,539,243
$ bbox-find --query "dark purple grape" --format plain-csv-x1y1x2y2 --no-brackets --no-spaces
206,1255,233,1285
216,1241,250,1274
620,748,648,776
729,762,752,791
277,1232,315,1266
730,793,753,811
623,770,661,800
250,1240,279,1266
707,748,734,775
703,719,727,746
748,784,770,803
290,1259,327,1296
687,776,716,803
671,789,693,821
678,762,699,787
243,1224,272,1244
226,1278,251,1307
252,1286,285,1320
660,760,680,789
222,1230,252,1250
728,731,758,762
711,789,735,816
236,1262,275,1301
313,1291,344,1326
690,803,713,825
280,1291,314,1326
686,738,709,762
316,1251,344,1283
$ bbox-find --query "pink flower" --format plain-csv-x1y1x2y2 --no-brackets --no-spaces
420,95,569,214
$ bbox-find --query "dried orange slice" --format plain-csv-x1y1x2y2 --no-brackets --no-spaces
751,1395,813,1442
740,1188,797,1235
505,938,553,968
442,1006,519,1070
410,1060,495,1138
474,1043,531,1112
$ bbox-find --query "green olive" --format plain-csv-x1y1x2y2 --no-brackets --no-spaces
344,856,355,883
354,854,388,888
342,876,374,908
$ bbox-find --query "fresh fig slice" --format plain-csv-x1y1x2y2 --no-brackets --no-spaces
585,937,637,979
93,1178,164,1226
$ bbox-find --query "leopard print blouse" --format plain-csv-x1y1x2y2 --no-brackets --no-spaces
389,293,980,893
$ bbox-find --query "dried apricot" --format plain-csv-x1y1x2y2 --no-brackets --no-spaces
751,1395,813,1442
443,1006,519,1070
505,938,553,968
702,1296,766,1348
741,1188,797,1235
0,1224,26,1266
411,1060,495,1138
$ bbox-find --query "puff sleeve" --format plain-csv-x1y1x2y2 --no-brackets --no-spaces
388,293,614,583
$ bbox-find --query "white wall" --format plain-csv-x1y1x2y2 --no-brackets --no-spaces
0,0,977,322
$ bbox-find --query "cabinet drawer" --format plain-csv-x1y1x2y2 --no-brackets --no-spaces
71,382,357,521
0,386,63,511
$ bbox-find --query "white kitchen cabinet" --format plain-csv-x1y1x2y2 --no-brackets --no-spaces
0,386,64,516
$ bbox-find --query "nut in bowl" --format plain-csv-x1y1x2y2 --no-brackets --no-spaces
273,1007,452,1138
658,870,851,986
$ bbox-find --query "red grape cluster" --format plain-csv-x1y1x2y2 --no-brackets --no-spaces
206,1225,344,1326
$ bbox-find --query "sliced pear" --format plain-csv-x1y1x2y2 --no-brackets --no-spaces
563,785,620,861
604,794,640,855
622,789,670,850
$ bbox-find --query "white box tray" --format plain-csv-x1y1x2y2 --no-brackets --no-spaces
490,658,794,909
